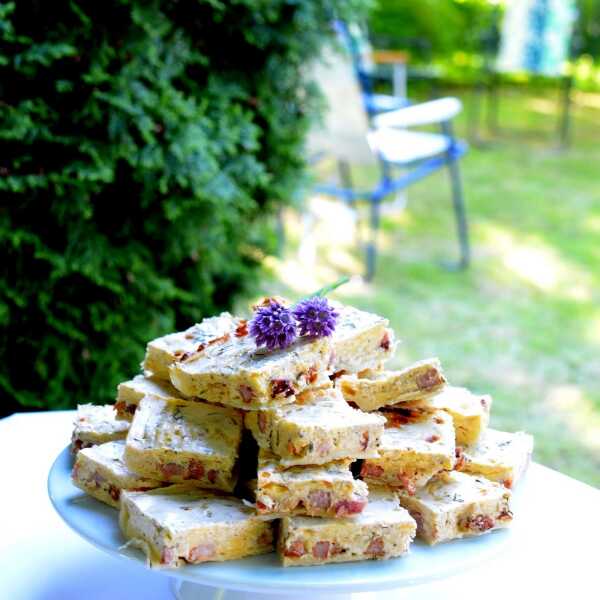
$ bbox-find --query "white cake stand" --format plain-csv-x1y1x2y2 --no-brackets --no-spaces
48,446,516,599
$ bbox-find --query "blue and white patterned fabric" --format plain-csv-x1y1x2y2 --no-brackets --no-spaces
496,0,577,76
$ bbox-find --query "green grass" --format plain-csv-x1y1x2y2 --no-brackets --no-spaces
255,86,600,488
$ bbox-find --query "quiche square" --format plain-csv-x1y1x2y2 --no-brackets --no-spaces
169,334,333,410
120,485,274,568
115,374,183,420
456,429,534,489
360,409,455,494
330,302,396,375
399,470,513,545
72,440,164,508
142,313,237,380
71,404,129,453
429,386,492,446
255,449,368,518
124,396,243,492
278,487,416,566
338,358,447,411
245,387,386,466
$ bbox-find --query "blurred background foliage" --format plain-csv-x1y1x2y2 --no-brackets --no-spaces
370,0,600,90
0,0,367,415
370,0,498,60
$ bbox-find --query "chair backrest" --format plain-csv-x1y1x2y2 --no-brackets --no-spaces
306,44,375,165
333,21,377,108
496,0,577,76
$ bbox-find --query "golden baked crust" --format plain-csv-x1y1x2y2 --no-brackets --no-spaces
399,471,512,545
71,404,129,453
278,487,416,566
169,334,333,410
245,387,386,466
143,313,237,380
120,485,274,568
338,358,446,411
429,386,492,446
360,409,455,494
456,429,534,488
330,302,396,374
115,374,183,420
72,440,164,508
124,396,243,492
255,449,368,517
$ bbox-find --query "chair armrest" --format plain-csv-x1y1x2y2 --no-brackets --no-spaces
373,97,462,128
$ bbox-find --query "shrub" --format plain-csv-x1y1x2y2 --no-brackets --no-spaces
0,0,367,414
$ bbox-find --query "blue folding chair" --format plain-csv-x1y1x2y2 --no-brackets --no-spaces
334,20,410,119
312,25,470,280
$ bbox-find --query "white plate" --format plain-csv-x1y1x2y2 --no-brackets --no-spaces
48,446,515,594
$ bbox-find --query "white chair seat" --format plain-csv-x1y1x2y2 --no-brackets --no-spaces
373,97,462,129
366,93,409,113
367,128,451,164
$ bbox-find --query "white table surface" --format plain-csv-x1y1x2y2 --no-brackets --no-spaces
2,411,599,600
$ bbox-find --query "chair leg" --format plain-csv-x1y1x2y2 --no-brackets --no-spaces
365,198,381,281
337,160,354,204
445,157,471,270
558,75,573,149
487,72,500,135
469,78,485,145
337,159,362,249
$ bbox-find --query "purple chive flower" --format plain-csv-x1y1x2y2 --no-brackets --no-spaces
249,300,297,351
293,296,338,338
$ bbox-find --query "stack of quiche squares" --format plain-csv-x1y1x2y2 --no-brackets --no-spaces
70,302,533,568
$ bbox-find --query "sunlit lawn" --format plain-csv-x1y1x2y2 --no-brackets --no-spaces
255,86,600,488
